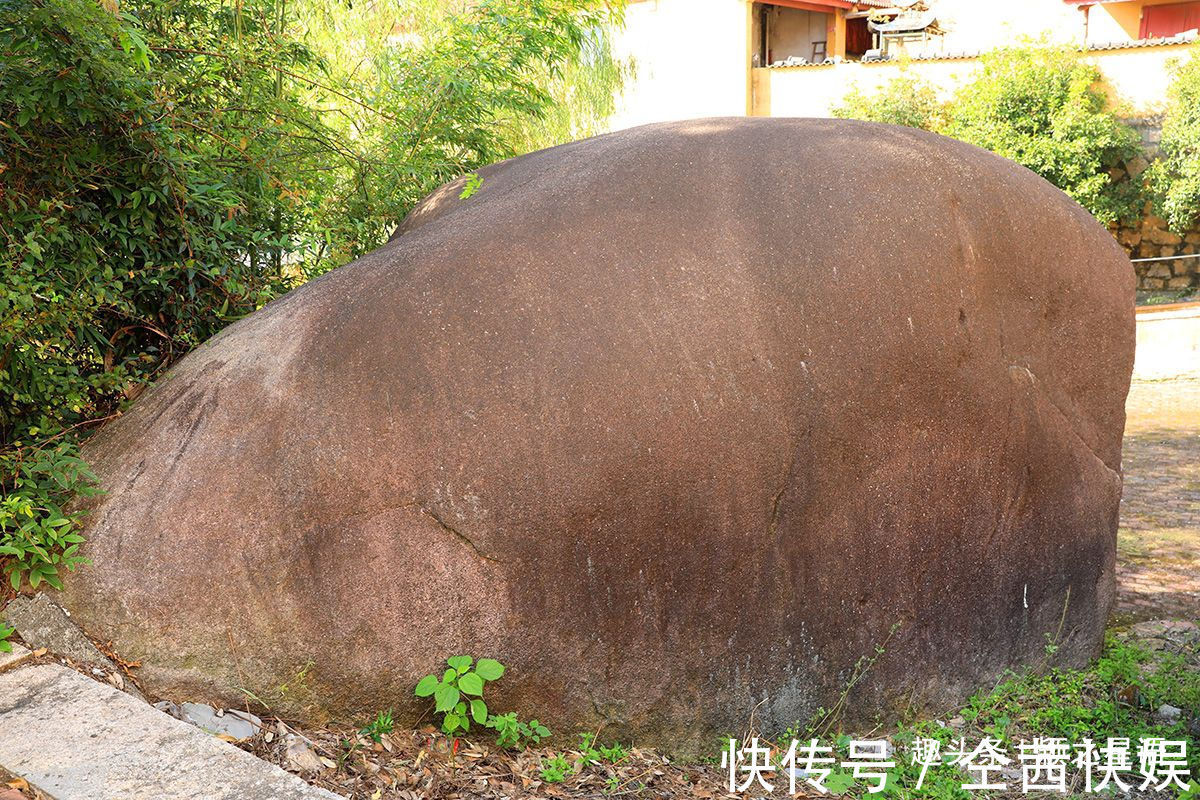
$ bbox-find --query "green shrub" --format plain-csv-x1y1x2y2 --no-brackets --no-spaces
833,45,1142,225
832,75,943,129
505,23,634,153
0,441,100,590
1,0,312,442
0,0,311,586
940,44,1141,225
487,711,552,749
300,0,626,269
1149,43,1200,231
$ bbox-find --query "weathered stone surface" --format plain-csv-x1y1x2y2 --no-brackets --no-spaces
60,118,1135,754
0,664,339,800
1127,155,1150,178
0,644,32,675
1147,227,1183,246
1155,703,1183,724
3,594,110,668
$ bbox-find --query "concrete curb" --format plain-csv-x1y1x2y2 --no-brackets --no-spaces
0,664,340,800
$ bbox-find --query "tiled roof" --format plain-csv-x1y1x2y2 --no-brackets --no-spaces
1085,31,1198,50
869,10,938,33
766,31,1197,68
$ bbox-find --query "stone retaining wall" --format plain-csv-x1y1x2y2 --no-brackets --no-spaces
1115,206,1200,291
1111,117,1200,291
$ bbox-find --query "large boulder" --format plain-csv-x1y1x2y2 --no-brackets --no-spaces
61,118,1134,754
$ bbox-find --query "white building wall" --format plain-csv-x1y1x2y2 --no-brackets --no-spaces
759,42,1192,119
609,0,751,130
608,0,1189,132
930,0,1085,51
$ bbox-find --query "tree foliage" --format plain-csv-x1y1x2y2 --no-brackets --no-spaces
322,0,624,258
0,0,626,589
1148,43,1200,232
834,45,1141,226
942,45,1140,226
506,25,634,153
831,74,942,130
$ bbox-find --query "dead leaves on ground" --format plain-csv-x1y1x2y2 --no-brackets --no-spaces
245,723,754,799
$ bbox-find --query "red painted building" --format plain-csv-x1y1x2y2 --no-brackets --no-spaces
1066,0,1200,42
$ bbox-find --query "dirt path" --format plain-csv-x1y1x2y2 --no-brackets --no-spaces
1117,377,1200,622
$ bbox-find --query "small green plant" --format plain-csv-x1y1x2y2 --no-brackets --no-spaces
359,709,394,743
0,624,15,654
414,655,505,734
487,711,551,749
277,660,315,700
458,172,483,199
1043,631,1060,659
336,737,361,769
806,623,900,739
540,752,572,783
579,732,628,764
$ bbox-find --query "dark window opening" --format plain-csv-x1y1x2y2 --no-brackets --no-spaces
846,16,871,58
752,1,833,66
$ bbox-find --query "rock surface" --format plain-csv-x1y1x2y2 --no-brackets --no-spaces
1155,703,1183,724
2,594,145,701
179,702,263,740
59,118,1135,753
0,664,339,800
3,594,110,668
0,643,32,675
